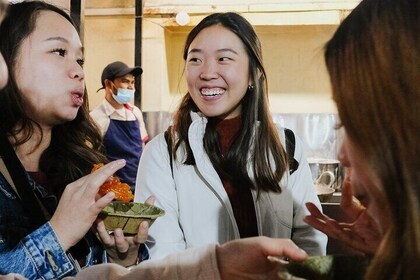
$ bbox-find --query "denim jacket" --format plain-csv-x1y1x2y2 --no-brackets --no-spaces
0,172,107,279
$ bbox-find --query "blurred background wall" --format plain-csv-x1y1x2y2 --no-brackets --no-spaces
78,0,360,114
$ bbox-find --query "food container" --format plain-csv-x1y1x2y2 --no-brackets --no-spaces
279,255,371,280
100,201,165,234
308,158,344,191
315,184,335,203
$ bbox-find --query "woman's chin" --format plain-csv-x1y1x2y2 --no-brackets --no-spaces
57,110,79,124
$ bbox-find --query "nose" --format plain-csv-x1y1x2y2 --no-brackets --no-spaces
199,62,218,80
128,82,135,90
69,62,85,81
337,136,350,167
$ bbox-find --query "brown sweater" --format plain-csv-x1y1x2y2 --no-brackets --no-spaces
216,117,258,238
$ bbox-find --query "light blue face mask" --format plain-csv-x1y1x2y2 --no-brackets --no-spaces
112,87,135,104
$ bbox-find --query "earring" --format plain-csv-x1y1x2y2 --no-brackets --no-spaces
248,84,254,91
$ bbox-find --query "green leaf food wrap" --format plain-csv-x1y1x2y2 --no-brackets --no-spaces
100,201,165,234
281,255,371,280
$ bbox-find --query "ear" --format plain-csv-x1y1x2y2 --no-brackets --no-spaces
256,68,263,80
104,79,113,89
248,76,253,90
248,69,263,88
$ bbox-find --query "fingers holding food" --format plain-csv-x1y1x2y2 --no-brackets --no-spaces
91,163,134,202
51,160,126,250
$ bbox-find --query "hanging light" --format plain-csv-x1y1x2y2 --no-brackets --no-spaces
175,11,190,26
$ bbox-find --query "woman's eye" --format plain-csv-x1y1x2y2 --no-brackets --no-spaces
77,58,85,67
334,123,344,130
52,48,66,57
219,57,231,62
188,57,201,63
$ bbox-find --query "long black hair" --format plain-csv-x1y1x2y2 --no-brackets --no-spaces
0,1,107,197
325,0,420,279
170,12,288,193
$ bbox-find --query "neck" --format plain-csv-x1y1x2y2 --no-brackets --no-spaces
12,125,52,172
216,116,242,157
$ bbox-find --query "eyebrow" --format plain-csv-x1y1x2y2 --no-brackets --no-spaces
45,36,84,52
45,36,69,43
188,48,239,55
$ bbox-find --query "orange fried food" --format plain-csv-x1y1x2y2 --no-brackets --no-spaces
91,163,104,173
91,163,134,203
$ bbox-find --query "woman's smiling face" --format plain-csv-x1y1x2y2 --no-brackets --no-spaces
185,25,250,120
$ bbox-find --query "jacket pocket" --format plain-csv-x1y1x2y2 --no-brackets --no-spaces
259,191,293,230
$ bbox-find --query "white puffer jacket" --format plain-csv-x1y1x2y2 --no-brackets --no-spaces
135,112,327,259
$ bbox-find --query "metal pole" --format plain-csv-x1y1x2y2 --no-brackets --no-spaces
70,0,84,44
135,0,143,108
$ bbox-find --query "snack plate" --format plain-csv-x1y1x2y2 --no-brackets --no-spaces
100,201,165,234
277,255,371,280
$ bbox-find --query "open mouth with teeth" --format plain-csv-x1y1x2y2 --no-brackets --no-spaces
201,88,225,97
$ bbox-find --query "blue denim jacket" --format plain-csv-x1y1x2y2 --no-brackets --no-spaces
0,172,108,279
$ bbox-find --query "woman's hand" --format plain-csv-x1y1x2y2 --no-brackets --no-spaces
0,274,27,280
304,178,381,255
94,196,156,267
50,160,126,251
216,236,307,280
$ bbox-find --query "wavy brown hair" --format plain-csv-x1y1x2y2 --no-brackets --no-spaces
169,12,288,193
0,1,107,197
325,0,420,279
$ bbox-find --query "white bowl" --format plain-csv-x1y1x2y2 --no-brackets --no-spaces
315,184,335,203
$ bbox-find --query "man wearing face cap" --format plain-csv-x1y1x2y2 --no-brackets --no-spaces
91,61,148,192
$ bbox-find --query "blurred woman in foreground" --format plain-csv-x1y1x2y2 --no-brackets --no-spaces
305,0,420,279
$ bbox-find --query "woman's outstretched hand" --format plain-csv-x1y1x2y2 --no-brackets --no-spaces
94,196,156,267
50,160,126,251
216,236,307,280
304,178,381,255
